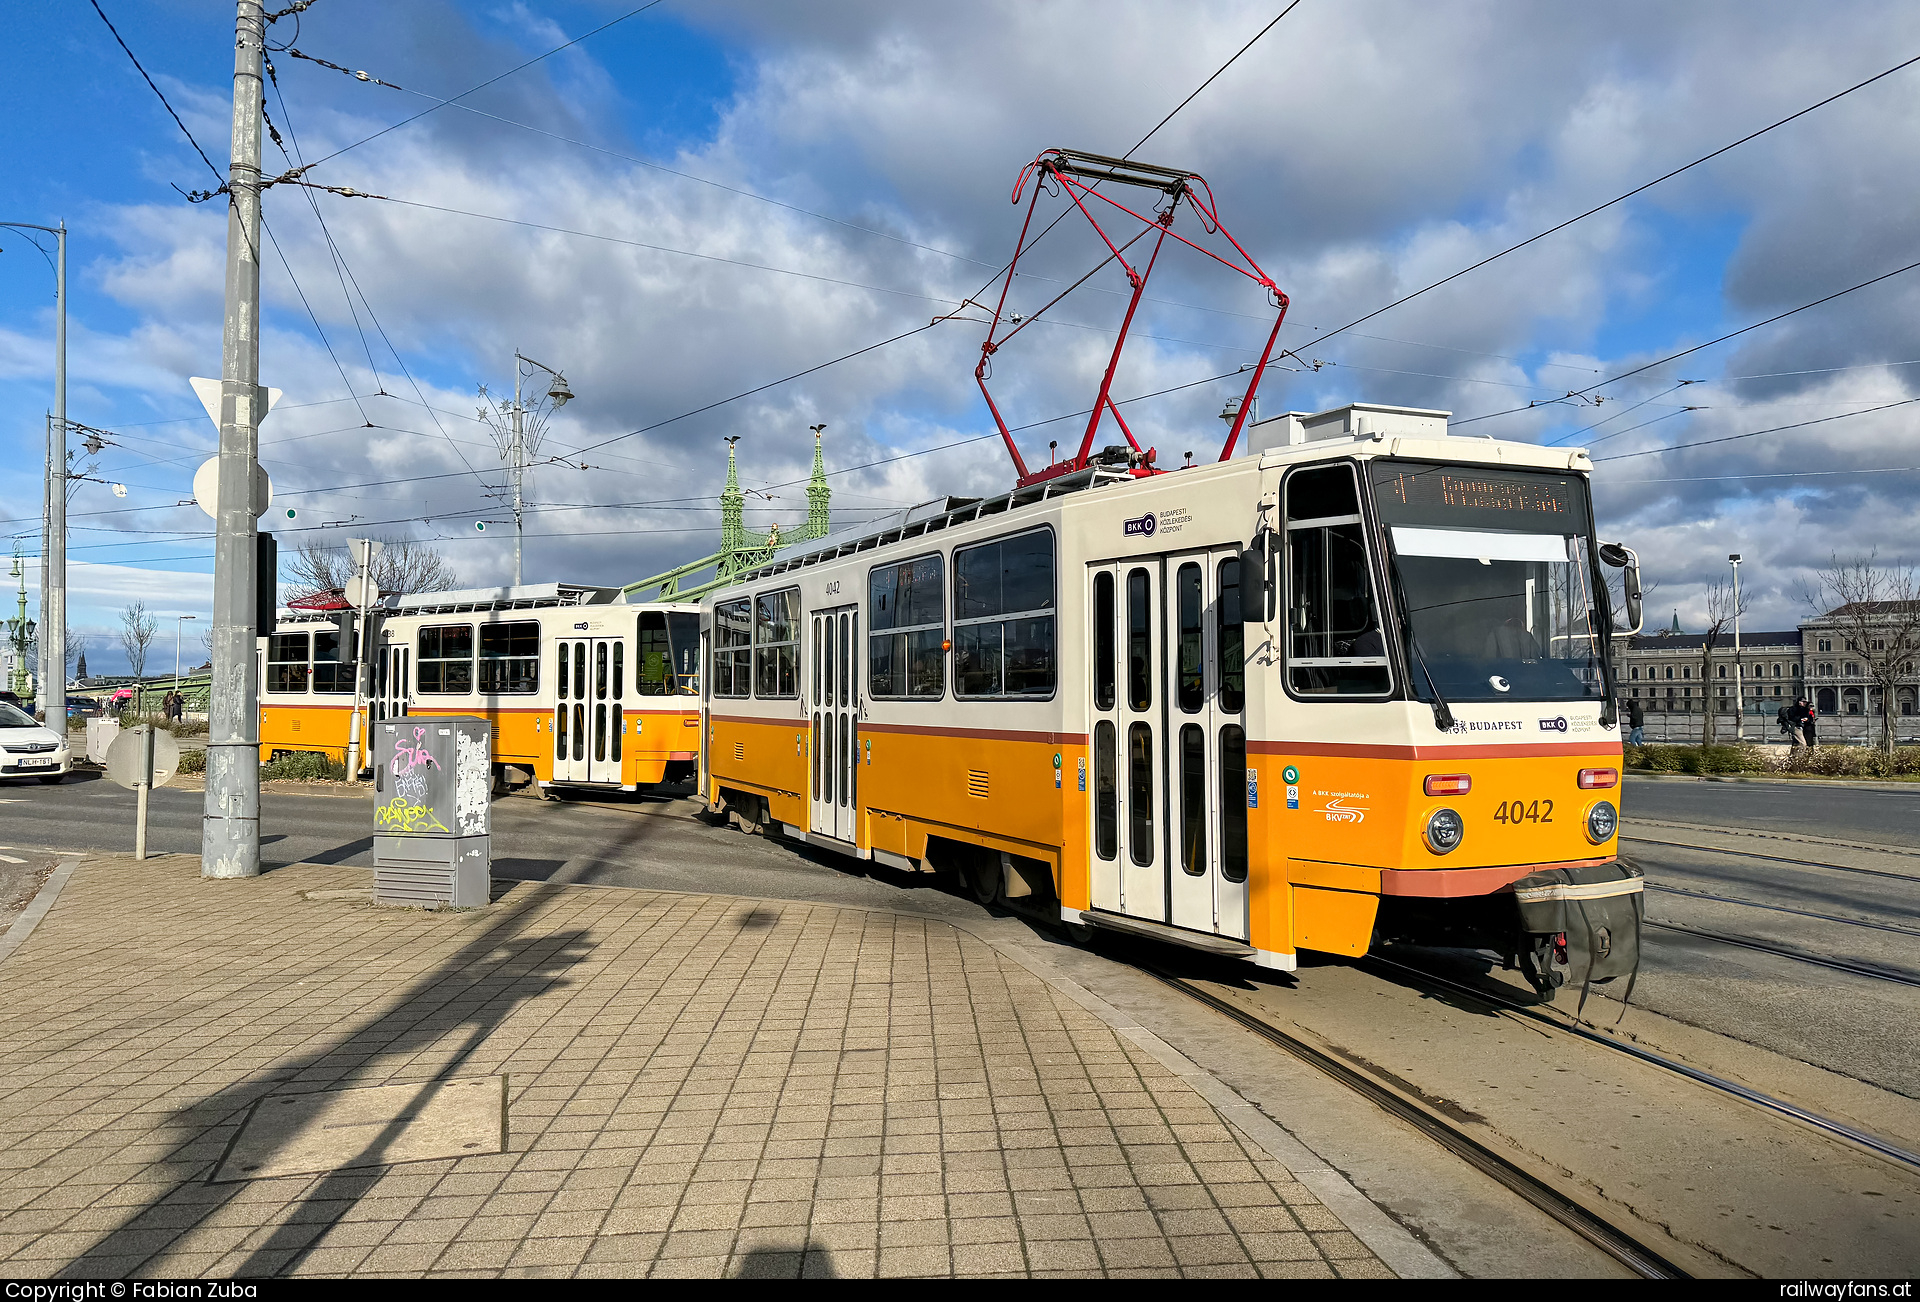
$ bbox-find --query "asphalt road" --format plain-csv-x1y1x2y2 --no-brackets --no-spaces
1622,773,1920,848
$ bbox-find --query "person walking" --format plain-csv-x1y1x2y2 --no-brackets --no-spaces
1626,697,1645,747
1777,702,1795,745
1803,700,1819,748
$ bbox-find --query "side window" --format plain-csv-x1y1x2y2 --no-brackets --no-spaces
312,627,358,694
638,611,671,696
713,599,751,699
417,624,474,694
1093,571,1116,712
754,588,800,699
869,554,945,699
1218,558,1244,713
478,621,538,694
266,632,310,694
953,528,1055,698
1285,465,1390,697
667,612,701,695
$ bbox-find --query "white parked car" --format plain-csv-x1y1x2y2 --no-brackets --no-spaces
0,702,70,783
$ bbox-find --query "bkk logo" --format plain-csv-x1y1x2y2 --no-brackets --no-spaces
1538,716,1570,733
1122,512,1157,538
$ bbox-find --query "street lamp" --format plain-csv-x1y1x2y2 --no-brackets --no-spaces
1729,554,1743,743
2,219,67,730
484,351,575,587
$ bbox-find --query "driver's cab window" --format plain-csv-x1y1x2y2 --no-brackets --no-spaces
1285,464,1391,697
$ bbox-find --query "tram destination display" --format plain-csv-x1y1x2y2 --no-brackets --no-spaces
1370,460,1590,532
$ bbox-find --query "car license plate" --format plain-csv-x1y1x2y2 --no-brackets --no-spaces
17,759,54,769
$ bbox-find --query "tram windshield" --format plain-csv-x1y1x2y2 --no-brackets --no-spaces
1370,461,1605,703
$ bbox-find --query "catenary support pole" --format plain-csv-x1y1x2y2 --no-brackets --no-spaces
512,355,525,587
203,0,266,879
134,724,153,862
48,222,65,735
1730,554,1744,744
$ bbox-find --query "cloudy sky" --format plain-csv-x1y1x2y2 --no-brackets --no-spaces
4,0,1919,673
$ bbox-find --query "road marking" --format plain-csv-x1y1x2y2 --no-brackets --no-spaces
0,854,24,864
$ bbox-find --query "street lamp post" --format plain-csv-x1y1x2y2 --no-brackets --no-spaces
175,614,197,696
2,219,67,731
1730,553,1743,744
495,352,572,588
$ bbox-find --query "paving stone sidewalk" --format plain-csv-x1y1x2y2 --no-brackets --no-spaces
0,854,1390,1279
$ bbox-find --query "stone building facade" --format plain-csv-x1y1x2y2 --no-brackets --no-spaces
1617,610,1920,744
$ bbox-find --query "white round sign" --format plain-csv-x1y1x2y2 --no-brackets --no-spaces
193,457,273,519
105,727,181,790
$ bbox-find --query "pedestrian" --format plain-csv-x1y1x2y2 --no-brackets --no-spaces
1626,697,1645,747
1777,702,1794,745
1804,701,1819,749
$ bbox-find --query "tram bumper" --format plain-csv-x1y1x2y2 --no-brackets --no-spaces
1511,860,1644,997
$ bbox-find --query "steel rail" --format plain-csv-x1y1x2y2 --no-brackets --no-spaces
1622,835,1920,883
1646,920,1920,987
1144,965,1693,1280
1361,952,1920,1175
1644,881,1920,939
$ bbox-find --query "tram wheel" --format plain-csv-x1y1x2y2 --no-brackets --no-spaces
964,853,1002,905
1063,922,1095,945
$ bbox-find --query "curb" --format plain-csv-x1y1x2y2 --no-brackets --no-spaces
1625,771,1920,792
0,854,82,967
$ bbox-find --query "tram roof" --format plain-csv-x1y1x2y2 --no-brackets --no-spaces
392,582,623,614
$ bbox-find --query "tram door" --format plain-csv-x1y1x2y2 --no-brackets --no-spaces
809,605,859,842
1088,561,1167,921
1163,549,1250,940
552,637,626,784
374,644,409,721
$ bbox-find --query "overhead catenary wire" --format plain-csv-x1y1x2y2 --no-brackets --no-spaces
1592,395,1920,462
1300,49,1920,356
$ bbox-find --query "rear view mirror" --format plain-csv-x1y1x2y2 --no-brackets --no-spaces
1599,541,1643,636
1244,529,1278,623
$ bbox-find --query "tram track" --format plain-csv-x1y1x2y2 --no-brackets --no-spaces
1644,919,1920,988
1643,880,1920,938
1621,835,1920,883
1142,938,1920,1280
1140,962,1695,1280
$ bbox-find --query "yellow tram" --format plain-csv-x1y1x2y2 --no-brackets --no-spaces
258,583,703,793
701,403,1645,992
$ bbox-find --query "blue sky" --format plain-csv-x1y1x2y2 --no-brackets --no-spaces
5,1,1920,674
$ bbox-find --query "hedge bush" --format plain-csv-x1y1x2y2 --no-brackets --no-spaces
178,748,206,775
1625,743,1920,778
260,752,347,782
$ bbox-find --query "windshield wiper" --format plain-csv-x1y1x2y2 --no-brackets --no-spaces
1386,554,1455,732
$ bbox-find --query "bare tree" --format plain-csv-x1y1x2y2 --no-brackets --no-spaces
119,601,157,683
286,536,460,602
1697,578,1750,746
1799,553,1920,757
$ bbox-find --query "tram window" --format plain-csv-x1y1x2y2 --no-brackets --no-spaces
416,624,474,694
1094,572,1116,712
869,554,945,698
612,643,624,699
1218,559,1244,714
1179,724,1205,875
667,612,701,695
1177,564,1204,713
954,529,1055,699
266,632,310,694
556,696,567,760
1094,721,1117,861
477,621,539,694
754,588,800,698
713,598,751,698
556,642,569,699
1219,725,1248,883
1127,569,1151,711
313,628,358,694
595,643,608,701
639,612,672,696
1284,464,1390,697
612,703,623,761
1127,722,1154,867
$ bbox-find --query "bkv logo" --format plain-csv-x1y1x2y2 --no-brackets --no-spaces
1122,512,1157,538
1321,796,1366,824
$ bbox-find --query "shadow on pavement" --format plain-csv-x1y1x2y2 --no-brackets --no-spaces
57,885,592,1279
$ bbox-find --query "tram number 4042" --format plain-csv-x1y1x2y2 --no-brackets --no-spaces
1492,799,1554,824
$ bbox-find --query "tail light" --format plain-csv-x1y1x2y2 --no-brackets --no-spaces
1423,773,1471,796
1578,768,1618,789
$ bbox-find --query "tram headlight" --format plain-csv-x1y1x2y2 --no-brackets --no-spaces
1423,807,1464,855
1586,800,1618,845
